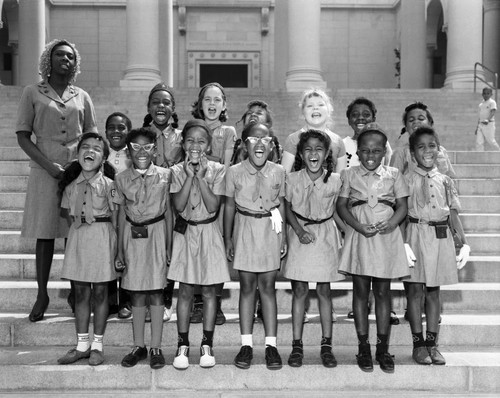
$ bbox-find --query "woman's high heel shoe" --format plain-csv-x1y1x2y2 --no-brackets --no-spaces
29,296,49,322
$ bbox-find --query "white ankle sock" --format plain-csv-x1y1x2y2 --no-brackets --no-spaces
241,334,253,347
91,334,103,351
265,336,277,347
76,333,90,352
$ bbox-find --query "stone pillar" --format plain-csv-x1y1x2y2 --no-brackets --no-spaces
400,0,427,88
10,43,19,85
18,0,45,86
483,0,500,77
443,0,483,89
120,0,161,90
285,0,326,91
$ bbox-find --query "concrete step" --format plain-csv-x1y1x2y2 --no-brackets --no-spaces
453,165,500,179
0,147,28,161
449,151,500,164
1,281,499,314
460,196,500,213
467,234,500,255
0,232,65,253
0,346,498,394
0,210,23,230
0,161,29,176
0,176,28,192
461,213,500,233
0,193,25,209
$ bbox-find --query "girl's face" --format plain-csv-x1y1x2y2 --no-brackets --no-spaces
245,126,274,170
105,116,129,151
51,45,76,77
183,127,211,165
78,138,105,175
405,108,431,135
129,135,156,170
202,86,225,122
244,105,268,125
411,134,439,171
302,137,327,179
348,104,375,137
357,133,386,171
148,91,174,127
303,95,329,128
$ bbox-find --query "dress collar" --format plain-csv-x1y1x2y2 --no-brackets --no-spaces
414,166,439,178
359,163,384,176
76,170,102,186
242,158,270,177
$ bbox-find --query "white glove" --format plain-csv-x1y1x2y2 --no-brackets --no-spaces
404,243,416,268
270,208,283,234
456,244,471,270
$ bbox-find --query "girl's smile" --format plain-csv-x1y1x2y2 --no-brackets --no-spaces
244,106,268,125
245,125,273,170
412,134,439,171
183,126,211,165
302,137,327,180
78,138,105,176
357,134,387,171
303,96,328,128
105,116,129,151
348,104,375,137
148,91,174,127
129,136,156,170
202,86,225,121
405,109,430,134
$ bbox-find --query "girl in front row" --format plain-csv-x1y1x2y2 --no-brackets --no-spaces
336,123,410,374
225,123,287,370
168,120,230,369
404,127,470,366
283,130,343,368
58,133,117,366
114,128,173,370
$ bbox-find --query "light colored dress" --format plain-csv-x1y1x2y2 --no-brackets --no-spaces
283,169,343,282
150,124,183,167
61,172,117,283
225,159,285,272
168,161,230,285
108,147,132,174
113,164,170,291
208,121,237,163
405,167,460,286
338,164,410,279
15,81,97,238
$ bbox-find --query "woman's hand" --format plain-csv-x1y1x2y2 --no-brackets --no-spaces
297,229,315,244
49,162,65,179
356,223,378,238
373,219,397,235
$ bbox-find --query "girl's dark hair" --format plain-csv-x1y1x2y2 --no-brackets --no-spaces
293,130,333,183
58,132,115,196
236,100,273,128
357,123,388,147
402,101,434,126
143,83,179,129
181,119,213,144
409,126,440,151
345,97,377,120
105,112,132,131
191,82,228,122
126,127,157,147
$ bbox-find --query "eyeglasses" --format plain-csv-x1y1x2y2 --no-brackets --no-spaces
245,136,273,145
129,143,155,152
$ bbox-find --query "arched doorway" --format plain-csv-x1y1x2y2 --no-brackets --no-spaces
427,0,447,88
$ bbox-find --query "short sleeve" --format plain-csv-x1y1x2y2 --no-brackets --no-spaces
283,133,299,156
437,147,456,178
223,126,237,151
15,86,35,133
445,177,461,211
211,164,226,196
82,91,98,134
277,167,286,198
285,173,294,202
393,169,410,198
332,135,346,158
492,99,497,111
112,177,126,205
339,169,351,198
390,147,406,173
61,186,71,209
225,166,236,198
107,181,117,211
169,165,185,194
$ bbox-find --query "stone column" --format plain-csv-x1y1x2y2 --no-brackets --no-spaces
18,0,45,86
443,0,483,89
400,0,427,88
483,0,500,77
120,0,161,90
285,0,326,91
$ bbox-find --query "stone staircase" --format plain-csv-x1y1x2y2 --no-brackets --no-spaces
0,87,499,395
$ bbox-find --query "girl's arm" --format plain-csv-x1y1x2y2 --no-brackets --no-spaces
60,208,73,229
224,196,236,261
281,151,295,173
223,148,233,169
172,159,195,213
374,197,408,234
196,159,220,213
279,196,287,258
115,205,126,267
285,199,315,244
165,193,173,265
17,131,65,178
336,196,378,238
450,208,468,245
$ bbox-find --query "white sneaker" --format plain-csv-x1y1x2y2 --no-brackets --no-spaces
332,309,337,323
199,345,216,368
303,312,310,324
163,305,173,321
173,345,189,370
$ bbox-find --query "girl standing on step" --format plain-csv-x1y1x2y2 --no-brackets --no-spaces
336,123,410,374
57,133,116,366
16,39,98,322
168,119,230,369
281,88,346,173
224,122,287,370
283,130,343,368
403,127,470,366
115,128,173,370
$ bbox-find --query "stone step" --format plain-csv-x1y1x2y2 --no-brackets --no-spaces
0,147,28,161
0,193,25,210
0,210,23,230
0,345,498,394
467,234,500,255
0,161,29,176
449,151,500,164
0,176,28,192
456,179,500,196
1,281,498,314
453,165,500,179
0,232,65,253
460,196,500,213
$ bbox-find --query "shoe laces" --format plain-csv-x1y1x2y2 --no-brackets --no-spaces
131,346,144,355
150,348,161,356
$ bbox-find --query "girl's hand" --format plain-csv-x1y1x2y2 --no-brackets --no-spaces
280,242,288,258
357,223,378,238
225,239,235,262
297,229,315,244
456,244,471,270
196,154,209,179
404,243,416,268
184,158,196,178
114,253,126,272
373,220,396,235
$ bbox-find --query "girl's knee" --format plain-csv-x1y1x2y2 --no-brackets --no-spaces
178,284,194,301
201,286,216,300
292,282,308,299
316,283,331,298
92,284,108,304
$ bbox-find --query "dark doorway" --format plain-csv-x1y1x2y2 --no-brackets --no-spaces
200,64,248,88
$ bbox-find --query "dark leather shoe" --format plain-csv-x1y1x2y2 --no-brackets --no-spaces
376,352,395,373
121,346,147,367
29,296,49,322
58,348,91,364
320,348,337,368
150,348,165,369
265,345,282,370
356,351,373,372
89,349,105,366
234,345,253,369
287,347,303,367
390,311,400,325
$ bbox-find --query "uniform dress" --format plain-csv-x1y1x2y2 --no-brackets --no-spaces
168,161,230,285
208,121,237,163
113,163,171,291
15,81,97,238
405,167,460,286
225,159,285,272
283,169,344,282
61,172,117,283
338,164,410,279
149,124,183,167
108,147,132,174
284,128,346,170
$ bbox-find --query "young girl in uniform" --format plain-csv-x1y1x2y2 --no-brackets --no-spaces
281,88,346,173
404,127,470,366
191,82,237,324
283,130,342,368
114,127,173,370
57,133,116,366
336,123,410,374
167,119,230,369
224,123,287,370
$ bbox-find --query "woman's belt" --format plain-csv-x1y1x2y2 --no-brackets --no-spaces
236,207,271,218
126,214,165,227
351,200,394,208
178,213,218,226
408,216,448,226
80,217,111,224
293,211,333,226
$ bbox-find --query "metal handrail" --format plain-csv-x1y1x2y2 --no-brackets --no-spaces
474,62,498,102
